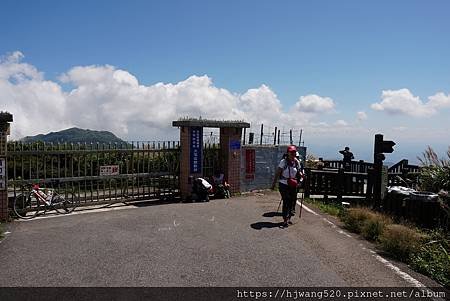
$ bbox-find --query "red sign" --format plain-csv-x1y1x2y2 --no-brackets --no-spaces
245,149,255,179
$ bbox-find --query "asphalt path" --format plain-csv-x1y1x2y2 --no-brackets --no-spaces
0,191,441,287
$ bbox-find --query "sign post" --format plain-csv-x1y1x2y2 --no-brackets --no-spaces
373,134,396,208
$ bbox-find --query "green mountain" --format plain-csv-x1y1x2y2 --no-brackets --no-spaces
21,127,126,144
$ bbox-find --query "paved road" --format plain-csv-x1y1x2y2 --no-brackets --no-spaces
0,191,440,287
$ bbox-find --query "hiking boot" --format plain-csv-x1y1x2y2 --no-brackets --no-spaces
279,222,289,229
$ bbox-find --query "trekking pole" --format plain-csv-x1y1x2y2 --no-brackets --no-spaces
276,199,282,213
299,191,304,218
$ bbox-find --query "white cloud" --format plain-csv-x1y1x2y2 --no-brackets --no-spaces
357,111,367,121
0,52,70,138
371,89,450,117
428,92,450,109
335,120,348,126
5,51,424,143
294,94,335,113
2,52,310,140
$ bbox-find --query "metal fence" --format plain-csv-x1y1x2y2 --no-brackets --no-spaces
7,141,181,209
202,143,220,179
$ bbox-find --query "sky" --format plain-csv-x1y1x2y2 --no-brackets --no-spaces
1,0,450,163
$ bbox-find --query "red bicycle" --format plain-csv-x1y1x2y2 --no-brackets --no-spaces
13,182,78,219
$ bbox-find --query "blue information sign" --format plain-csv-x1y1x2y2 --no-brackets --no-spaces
230,140,241,150
190,127,203,173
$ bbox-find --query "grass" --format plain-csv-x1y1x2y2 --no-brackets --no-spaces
410,230,450,287
310,198,450,288
304,198,343,216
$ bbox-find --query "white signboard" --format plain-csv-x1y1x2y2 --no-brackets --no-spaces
100,165,120,176
0,158,5,190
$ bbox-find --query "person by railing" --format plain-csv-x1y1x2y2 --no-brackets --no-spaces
339,146,354,172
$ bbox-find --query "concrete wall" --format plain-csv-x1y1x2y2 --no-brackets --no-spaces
240,145,306,192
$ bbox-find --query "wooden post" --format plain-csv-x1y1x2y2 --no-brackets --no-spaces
337,168,344,201
304,168,311,198
373,134,384,209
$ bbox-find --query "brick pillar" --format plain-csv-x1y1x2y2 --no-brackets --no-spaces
179,126,202,200
0,112,13,221
220,127,242,194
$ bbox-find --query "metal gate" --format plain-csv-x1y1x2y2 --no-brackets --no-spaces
7,141,181,210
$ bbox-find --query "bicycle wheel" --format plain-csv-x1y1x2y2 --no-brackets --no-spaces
53,190,78,214
13,192,41,219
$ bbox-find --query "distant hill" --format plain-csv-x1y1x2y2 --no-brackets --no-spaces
21,127,126,144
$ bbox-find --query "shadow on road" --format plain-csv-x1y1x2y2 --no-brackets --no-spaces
126,198,181,207
251,221,283,230
262,211,282,217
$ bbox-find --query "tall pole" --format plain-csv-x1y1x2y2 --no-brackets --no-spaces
273,127,277,145
289,129,293,145
277,129,281,145
260,124,263,145
299,129,303,146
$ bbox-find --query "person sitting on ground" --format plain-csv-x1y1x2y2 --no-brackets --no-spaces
211,170,230,199
192,177,212,202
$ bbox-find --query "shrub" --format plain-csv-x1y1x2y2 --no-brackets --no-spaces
340,207,373,234
379,224,426,261
361,213,392,241
417,146,450,196
410,231,450,288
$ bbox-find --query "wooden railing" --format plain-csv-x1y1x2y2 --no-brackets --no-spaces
304,168,368,199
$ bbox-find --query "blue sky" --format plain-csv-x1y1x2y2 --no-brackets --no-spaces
1,0,450,162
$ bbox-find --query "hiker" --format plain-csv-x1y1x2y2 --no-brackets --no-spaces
339,146,354,171
211,170,230,199
271,145,302,228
